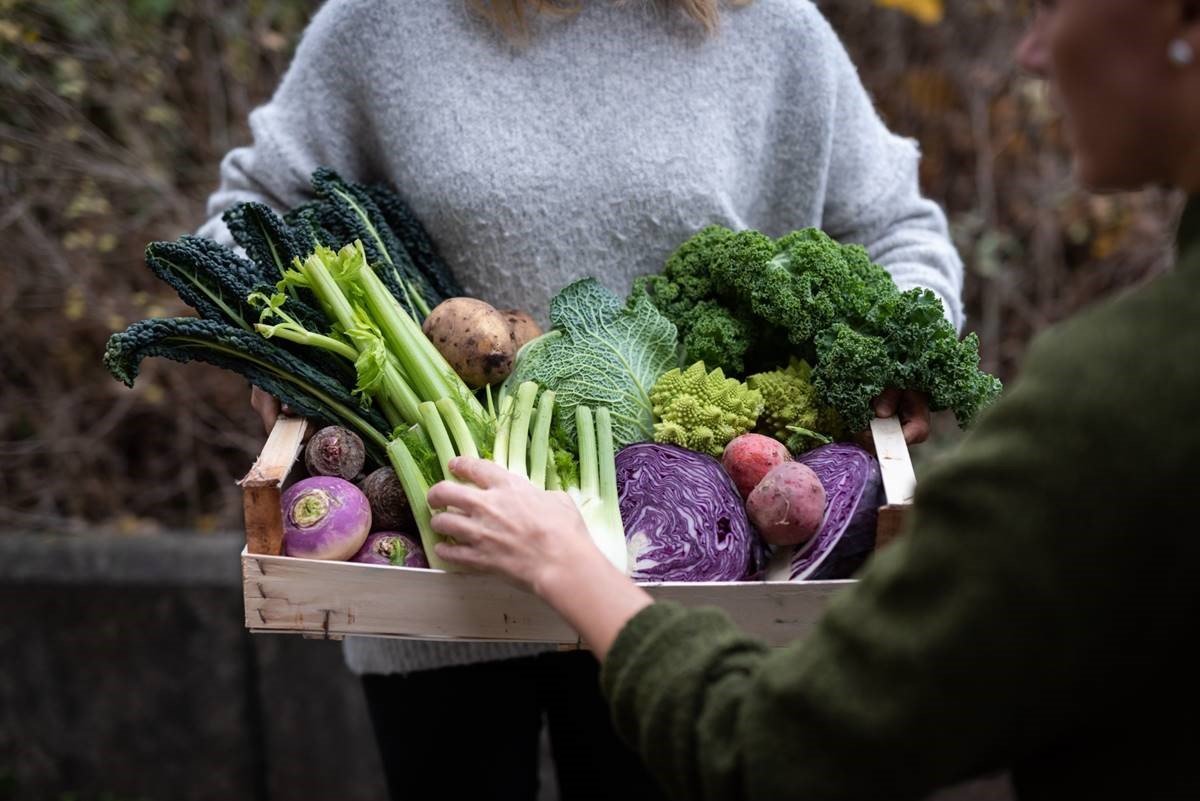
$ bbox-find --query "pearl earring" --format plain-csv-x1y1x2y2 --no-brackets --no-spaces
1168,38,1195,67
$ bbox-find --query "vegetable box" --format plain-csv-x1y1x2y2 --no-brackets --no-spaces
240,417,914,646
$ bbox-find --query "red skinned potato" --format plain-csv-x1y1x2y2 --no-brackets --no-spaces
422,298,516,388
498,308,543,353
746,461,826,546
722,433,792,500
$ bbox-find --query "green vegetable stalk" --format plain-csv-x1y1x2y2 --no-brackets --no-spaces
393,381,627,575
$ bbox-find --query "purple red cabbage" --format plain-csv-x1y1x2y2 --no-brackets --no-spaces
616,443,764,582
787,443,882,580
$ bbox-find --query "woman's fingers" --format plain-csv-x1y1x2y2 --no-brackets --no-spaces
430,509,488,542
872,387,902,418
427,480,488,513
249,385,281,435
898,391,931,444
900,412,931,444
434,541,488,570
448,456,515,489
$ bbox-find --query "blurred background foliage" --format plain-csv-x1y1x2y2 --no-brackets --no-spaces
0,0,1179,534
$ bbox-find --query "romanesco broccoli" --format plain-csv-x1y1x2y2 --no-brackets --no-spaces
746,358,846,454
650,361,763,457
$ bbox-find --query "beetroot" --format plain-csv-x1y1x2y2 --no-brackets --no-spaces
304,426,366,480
359,467,415,532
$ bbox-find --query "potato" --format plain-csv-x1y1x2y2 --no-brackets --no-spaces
498,308,543,353
746,461,826,546
422,298,516,388
721,433,791,499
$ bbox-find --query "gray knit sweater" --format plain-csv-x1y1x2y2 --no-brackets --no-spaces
201,0,964,675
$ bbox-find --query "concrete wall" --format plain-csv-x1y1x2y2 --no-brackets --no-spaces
0,534,386,801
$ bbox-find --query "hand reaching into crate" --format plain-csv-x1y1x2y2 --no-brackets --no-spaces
429,457,653,660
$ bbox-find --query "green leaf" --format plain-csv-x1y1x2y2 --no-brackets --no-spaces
504,279,678,448
103,317,390,456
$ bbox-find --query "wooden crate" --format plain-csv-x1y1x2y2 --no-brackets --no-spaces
240,417,910,644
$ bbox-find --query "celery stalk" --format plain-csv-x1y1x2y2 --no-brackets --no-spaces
386,438,450,571
576,405,598,499
528,390,556,490
506,382,539,476
436,398,479,461
492,394,514,466
596,407,623,536
418,402,457,482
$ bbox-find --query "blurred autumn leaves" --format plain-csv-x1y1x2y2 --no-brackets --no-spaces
0,0,314,534
0,0,1178,532
875,0,944,25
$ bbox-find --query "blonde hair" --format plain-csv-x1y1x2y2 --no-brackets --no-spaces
469,0,752,39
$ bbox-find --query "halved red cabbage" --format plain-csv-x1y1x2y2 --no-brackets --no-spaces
616,443,763,582
787,443,882,580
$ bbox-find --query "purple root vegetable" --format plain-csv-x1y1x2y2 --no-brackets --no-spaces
304,426,366,480
351,532,429,568
746,461,826,546
282,476,371,560
358,467,416,532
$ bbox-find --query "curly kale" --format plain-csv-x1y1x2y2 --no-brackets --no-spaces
634,226,759,373
649,361,763,457
636,225,1002,431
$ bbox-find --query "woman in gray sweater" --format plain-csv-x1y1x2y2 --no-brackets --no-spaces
201,0,964,798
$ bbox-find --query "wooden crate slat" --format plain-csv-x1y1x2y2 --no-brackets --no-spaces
243,550,852,646
238,417,308,556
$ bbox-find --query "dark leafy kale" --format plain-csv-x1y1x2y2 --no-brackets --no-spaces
363,181,463,300
222,201,309,285
144,237,260,331
103,317,390,455
309,168,440,318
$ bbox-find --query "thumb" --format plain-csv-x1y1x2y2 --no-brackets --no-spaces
873,388,901,418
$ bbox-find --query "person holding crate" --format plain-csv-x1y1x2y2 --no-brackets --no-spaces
426,0,1200,798
202,0,964,798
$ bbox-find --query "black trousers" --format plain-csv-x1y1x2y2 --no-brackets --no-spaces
362,650,666,801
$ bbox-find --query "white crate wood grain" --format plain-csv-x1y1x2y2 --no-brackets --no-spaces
244,552,853,644
240,415,912,643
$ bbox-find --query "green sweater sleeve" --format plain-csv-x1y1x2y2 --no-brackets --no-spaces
601,227,1200,800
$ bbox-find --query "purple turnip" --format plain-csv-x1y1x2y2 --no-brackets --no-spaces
282,476,371,560
304,426,366,480
351,532,429,568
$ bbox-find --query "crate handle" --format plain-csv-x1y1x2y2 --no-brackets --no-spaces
239,416,309,555
870,415,915,550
